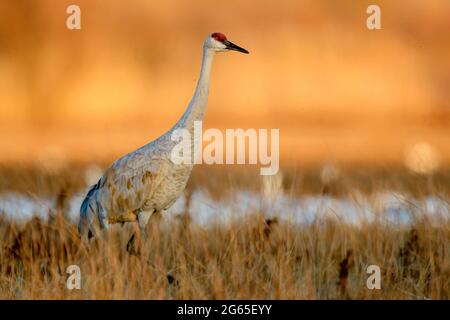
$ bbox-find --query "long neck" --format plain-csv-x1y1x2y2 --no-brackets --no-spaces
175,46,215,133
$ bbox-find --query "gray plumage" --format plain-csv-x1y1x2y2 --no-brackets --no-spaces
78,33,248,237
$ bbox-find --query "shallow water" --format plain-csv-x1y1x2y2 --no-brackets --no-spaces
0,189,448,227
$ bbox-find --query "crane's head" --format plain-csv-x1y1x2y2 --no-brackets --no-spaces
205,32,249,54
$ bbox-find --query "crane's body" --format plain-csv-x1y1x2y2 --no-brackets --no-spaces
79,33,248,238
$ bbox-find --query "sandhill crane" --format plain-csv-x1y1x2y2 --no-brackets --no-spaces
79,32,249,245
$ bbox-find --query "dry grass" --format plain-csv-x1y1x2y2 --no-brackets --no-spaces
1,164,450,198
0,166,448,300
0,210,448,299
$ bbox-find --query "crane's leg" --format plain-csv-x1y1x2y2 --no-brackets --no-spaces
126,209,156,254
137,209,153,236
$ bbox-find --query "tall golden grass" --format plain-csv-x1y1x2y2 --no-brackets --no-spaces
1,205,448,299
0,167,448,299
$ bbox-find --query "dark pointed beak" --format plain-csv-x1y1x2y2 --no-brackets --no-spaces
224,40,249,54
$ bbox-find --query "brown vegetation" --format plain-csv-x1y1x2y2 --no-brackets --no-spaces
0,167,448,299
0,207,448,299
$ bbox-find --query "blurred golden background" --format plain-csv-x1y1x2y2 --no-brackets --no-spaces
0,0,449,170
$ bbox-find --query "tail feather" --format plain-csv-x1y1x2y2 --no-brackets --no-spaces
78,181,101,238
